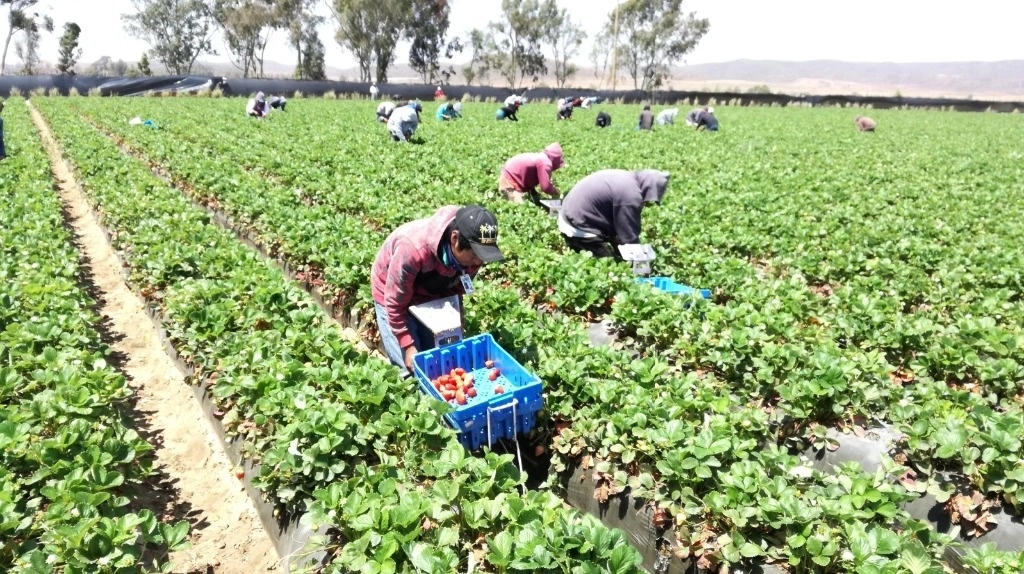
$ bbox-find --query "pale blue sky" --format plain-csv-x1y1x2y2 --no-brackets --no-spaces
15,0,1024,71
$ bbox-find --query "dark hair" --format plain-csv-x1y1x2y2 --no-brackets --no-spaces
447,223,471,250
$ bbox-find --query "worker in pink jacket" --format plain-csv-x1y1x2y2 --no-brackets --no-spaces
497,142,565,205
372,205,504,373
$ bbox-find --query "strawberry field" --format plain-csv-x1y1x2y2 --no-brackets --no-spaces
7,95,1024,573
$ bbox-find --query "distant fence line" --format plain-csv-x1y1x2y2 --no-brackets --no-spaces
0,74,1020,113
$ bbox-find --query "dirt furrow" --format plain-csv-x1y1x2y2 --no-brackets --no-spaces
28,101,280,574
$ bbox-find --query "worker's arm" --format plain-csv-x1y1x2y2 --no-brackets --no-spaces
611,201,643,245
537,161,559,197
382,242,421,364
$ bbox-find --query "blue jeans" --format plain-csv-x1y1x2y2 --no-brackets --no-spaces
375,302,436,376
0,116,6,157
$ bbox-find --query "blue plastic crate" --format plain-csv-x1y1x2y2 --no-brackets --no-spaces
413,334,544,451
637,276,712,299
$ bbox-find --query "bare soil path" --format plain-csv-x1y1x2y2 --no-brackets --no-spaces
29,101,280,574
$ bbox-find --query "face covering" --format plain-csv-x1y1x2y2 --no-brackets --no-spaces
442,241,466,273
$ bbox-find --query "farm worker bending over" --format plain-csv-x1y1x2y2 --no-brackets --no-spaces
505,93,525,107
436,101,461,121
370,83,379,99
372,205,505,373
685,107,709,126
595,111,612,128
557,97,574,120
695,107,719,132
581,96,600,109
0,100,6,160
388,101,422,142
435,86,446,100
376,101,396,123
246,91,269,118
855,115,877,132
656,108,679,126
558,169,670,258
496,103,520,122
268,95,287,111
498,142,565,204
637,104,654,130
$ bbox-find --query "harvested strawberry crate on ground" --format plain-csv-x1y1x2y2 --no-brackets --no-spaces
414,334,544,450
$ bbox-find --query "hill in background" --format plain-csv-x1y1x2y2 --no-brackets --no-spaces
118,58,1024,101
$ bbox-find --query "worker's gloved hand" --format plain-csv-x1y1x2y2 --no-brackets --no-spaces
404,345,418,372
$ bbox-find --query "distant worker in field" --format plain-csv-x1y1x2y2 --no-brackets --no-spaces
496,102,520,122
558,169,670,258
376,101,396,123
656,107,679,126
685,106,709,126
434,85,446,100
246,91,269,118
855,115,877,132
0,100,6,160
572,96,584,108
637,104,654,130
505,93,525,107
370,83,380,99
694,107,719,132
387,101,422,142
436,101,461,121
581,96,600,109
372,205,504,373
498,142,565,204
268,95,287,111
595,111,612,128
557,97,574,120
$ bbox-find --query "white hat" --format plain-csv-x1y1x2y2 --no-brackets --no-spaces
707,107,714,114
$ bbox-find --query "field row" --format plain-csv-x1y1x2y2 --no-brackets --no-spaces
8,96,1023,572
0,101,189,572
30,99,649,573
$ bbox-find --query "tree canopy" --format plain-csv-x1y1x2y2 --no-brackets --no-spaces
55,21,81,75
122,0,218,75
607,0,709,90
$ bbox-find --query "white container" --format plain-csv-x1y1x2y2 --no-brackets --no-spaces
539,199,562,217
409,295,463,347
618,244,657,276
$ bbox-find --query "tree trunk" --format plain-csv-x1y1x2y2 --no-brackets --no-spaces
293,39,303,79
1,28,16,76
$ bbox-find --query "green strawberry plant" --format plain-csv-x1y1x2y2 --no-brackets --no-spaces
34,96,1024,572
0,100,187,572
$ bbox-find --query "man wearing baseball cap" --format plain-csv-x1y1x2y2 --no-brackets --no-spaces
372,205,504,373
